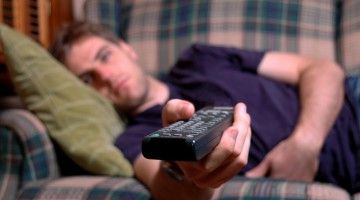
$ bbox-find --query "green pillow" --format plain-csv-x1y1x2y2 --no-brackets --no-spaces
0,24,133,177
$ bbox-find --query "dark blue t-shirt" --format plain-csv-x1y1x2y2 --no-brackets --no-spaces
115,44,360,193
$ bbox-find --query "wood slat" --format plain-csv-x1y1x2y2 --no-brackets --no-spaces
0,0,50,47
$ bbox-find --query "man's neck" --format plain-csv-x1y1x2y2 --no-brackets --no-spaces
132,76,169,115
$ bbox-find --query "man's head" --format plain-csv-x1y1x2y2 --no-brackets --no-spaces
50,21,120,64
50,21,150,113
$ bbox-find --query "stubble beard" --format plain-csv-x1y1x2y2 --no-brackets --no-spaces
115,77,150,115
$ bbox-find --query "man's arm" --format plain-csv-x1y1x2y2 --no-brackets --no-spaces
134,99,251,200
247,52,345,180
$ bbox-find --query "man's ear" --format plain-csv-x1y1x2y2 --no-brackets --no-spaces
118,40,138,60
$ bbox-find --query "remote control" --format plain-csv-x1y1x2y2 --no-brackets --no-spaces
142,106,234,161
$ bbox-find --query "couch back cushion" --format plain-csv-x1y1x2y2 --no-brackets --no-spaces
341,0,360,75
85,0,338,75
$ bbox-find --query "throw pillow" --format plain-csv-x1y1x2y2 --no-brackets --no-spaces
0,24,133,177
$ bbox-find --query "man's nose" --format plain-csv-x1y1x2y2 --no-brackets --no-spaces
94,65,113,83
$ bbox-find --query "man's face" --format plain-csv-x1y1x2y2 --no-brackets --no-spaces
65,36,149,112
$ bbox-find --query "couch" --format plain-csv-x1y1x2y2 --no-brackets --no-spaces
1,0,360,199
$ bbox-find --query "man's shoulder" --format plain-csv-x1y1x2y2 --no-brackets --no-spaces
180,43,238,56
174,43,265,74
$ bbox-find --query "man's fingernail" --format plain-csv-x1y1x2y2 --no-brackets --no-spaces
182,102,194,116
240,104,247,113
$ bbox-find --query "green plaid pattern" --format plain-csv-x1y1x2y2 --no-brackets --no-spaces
220,177,351,200
85,0,338,75
341,0,360,74
17,176,150,200
0,110,59,199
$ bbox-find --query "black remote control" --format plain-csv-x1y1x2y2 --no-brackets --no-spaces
142,106,234,161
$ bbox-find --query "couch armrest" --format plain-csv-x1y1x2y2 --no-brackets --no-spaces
0,109,60,199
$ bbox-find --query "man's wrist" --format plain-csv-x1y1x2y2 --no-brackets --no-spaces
292,129,325,153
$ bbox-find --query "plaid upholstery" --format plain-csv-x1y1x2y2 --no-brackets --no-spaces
341,0,360,74
220,177,351,200
0,127,22,200
0,109,59,199
85,0,338,76
17,176,150,200
84,0,122,38
17,176,351,200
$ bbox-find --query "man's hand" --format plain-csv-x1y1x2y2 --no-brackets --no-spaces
135,99,252,200
162,99,252,188
246,134,319,182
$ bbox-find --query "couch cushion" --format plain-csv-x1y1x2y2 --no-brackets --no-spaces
17,176,150,200
85,0,338,75
0,24,133,177
17,176,352,200
341,0,360,74
219,177,351,200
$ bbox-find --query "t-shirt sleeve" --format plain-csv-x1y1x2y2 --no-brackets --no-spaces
172,43,266,74
230,48,266,73
115,123,160,164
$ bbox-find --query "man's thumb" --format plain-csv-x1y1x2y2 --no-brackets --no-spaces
162,99,195,126
245,160,269,178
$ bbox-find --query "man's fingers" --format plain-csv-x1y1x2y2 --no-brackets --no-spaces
178,102,252,187
189,103,251,173
232,103,251,158
192,155,246,188
176,128,238,180
161,99,195,126
198,128,239,173
238,122,251,168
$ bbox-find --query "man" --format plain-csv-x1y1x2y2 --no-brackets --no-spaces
50,21,359,199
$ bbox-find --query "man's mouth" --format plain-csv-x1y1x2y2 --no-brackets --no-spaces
113,75,130,94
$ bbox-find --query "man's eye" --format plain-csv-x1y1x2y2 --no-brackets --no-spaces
99,51,111,63
79,73,94,85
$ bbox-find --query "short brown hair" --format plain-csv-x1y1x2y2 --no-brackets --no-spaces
49,21,119,64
